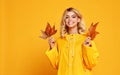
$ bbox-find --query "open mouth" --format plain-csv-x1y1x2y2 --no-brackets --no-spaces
68,21,74,25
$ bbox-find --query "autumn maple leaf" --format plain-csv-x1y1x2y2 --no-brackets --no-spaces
40,22,57,39
45,23,52,36
49,25,57,36
88,22,99,40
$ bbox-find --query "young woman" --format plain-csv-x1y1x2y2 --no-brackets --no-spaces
46,7,99,75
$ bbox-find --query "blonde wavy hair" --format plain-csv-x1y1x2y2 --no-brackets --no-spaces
60,7,86,37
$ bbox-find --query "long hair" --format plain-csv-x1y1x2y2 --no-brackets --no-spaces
60,7,86,37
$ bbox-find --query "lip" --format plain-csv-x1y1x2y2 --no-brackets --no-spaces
68,21,74,25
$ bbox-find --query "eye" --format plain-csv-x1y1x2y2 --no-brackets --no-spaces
72,15,77,18
66,16,69,19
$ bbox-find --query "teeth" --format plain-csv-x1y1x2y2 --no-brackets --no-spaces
68,22,74,25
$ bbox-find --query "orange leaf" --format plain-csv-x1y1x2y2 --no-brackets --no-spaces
45,22,52,36
88,22,99,40
40,22,57,39
49,25,57,36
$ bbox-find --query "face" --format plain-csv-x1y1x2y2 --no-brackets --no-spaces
65,11,80,28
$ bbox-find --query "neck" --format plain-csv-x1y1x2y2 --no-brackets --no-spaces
68,26,78,34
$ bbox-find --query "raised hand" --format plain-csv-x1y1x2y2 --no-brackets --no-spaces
84,37,92,47
48,37,55,49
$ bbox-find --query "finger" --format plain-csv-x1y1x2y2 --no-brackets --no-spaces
52,40,55,44
50,40,55,44
87,37,91,40
49,37,53,41
48,38,53,44
52,41,55,44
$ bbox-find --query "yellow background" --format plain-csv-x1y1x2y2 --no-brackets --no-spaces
1,0,120,75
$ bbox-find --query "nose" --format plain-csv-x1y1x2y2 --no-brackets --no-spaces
68,17,72,21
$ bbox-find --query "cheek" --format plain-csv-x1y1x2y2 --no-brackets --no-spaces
73,18,79,22
65,19,68,23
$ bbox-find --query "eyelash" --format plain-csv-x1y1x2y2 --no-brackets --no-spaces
66,16,76,19
72,16,76,18
66,17,69,19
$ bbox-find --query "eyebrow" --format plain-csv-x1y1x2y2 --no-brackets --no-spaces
66,14,77,17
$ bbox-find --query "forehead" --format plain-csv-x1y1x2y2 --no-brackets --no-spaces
66,11,76,16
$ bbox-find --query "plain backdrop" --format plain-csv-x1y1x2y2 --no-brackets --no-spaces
0,0,120,75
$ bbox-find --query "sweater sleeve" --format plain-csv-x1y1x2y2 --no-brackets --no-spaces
45,44,59,69
82,41,99,70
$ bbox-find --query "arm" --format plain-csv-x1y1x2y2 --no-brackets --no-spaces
45,37,59,69
82,37,99,70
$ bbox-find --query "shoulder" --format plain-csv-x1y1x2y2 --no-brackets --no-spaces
81,31,89,37
56,37,64,42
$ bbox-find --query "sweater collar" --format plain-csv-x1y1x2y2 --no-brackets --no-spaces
64,34,84,41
